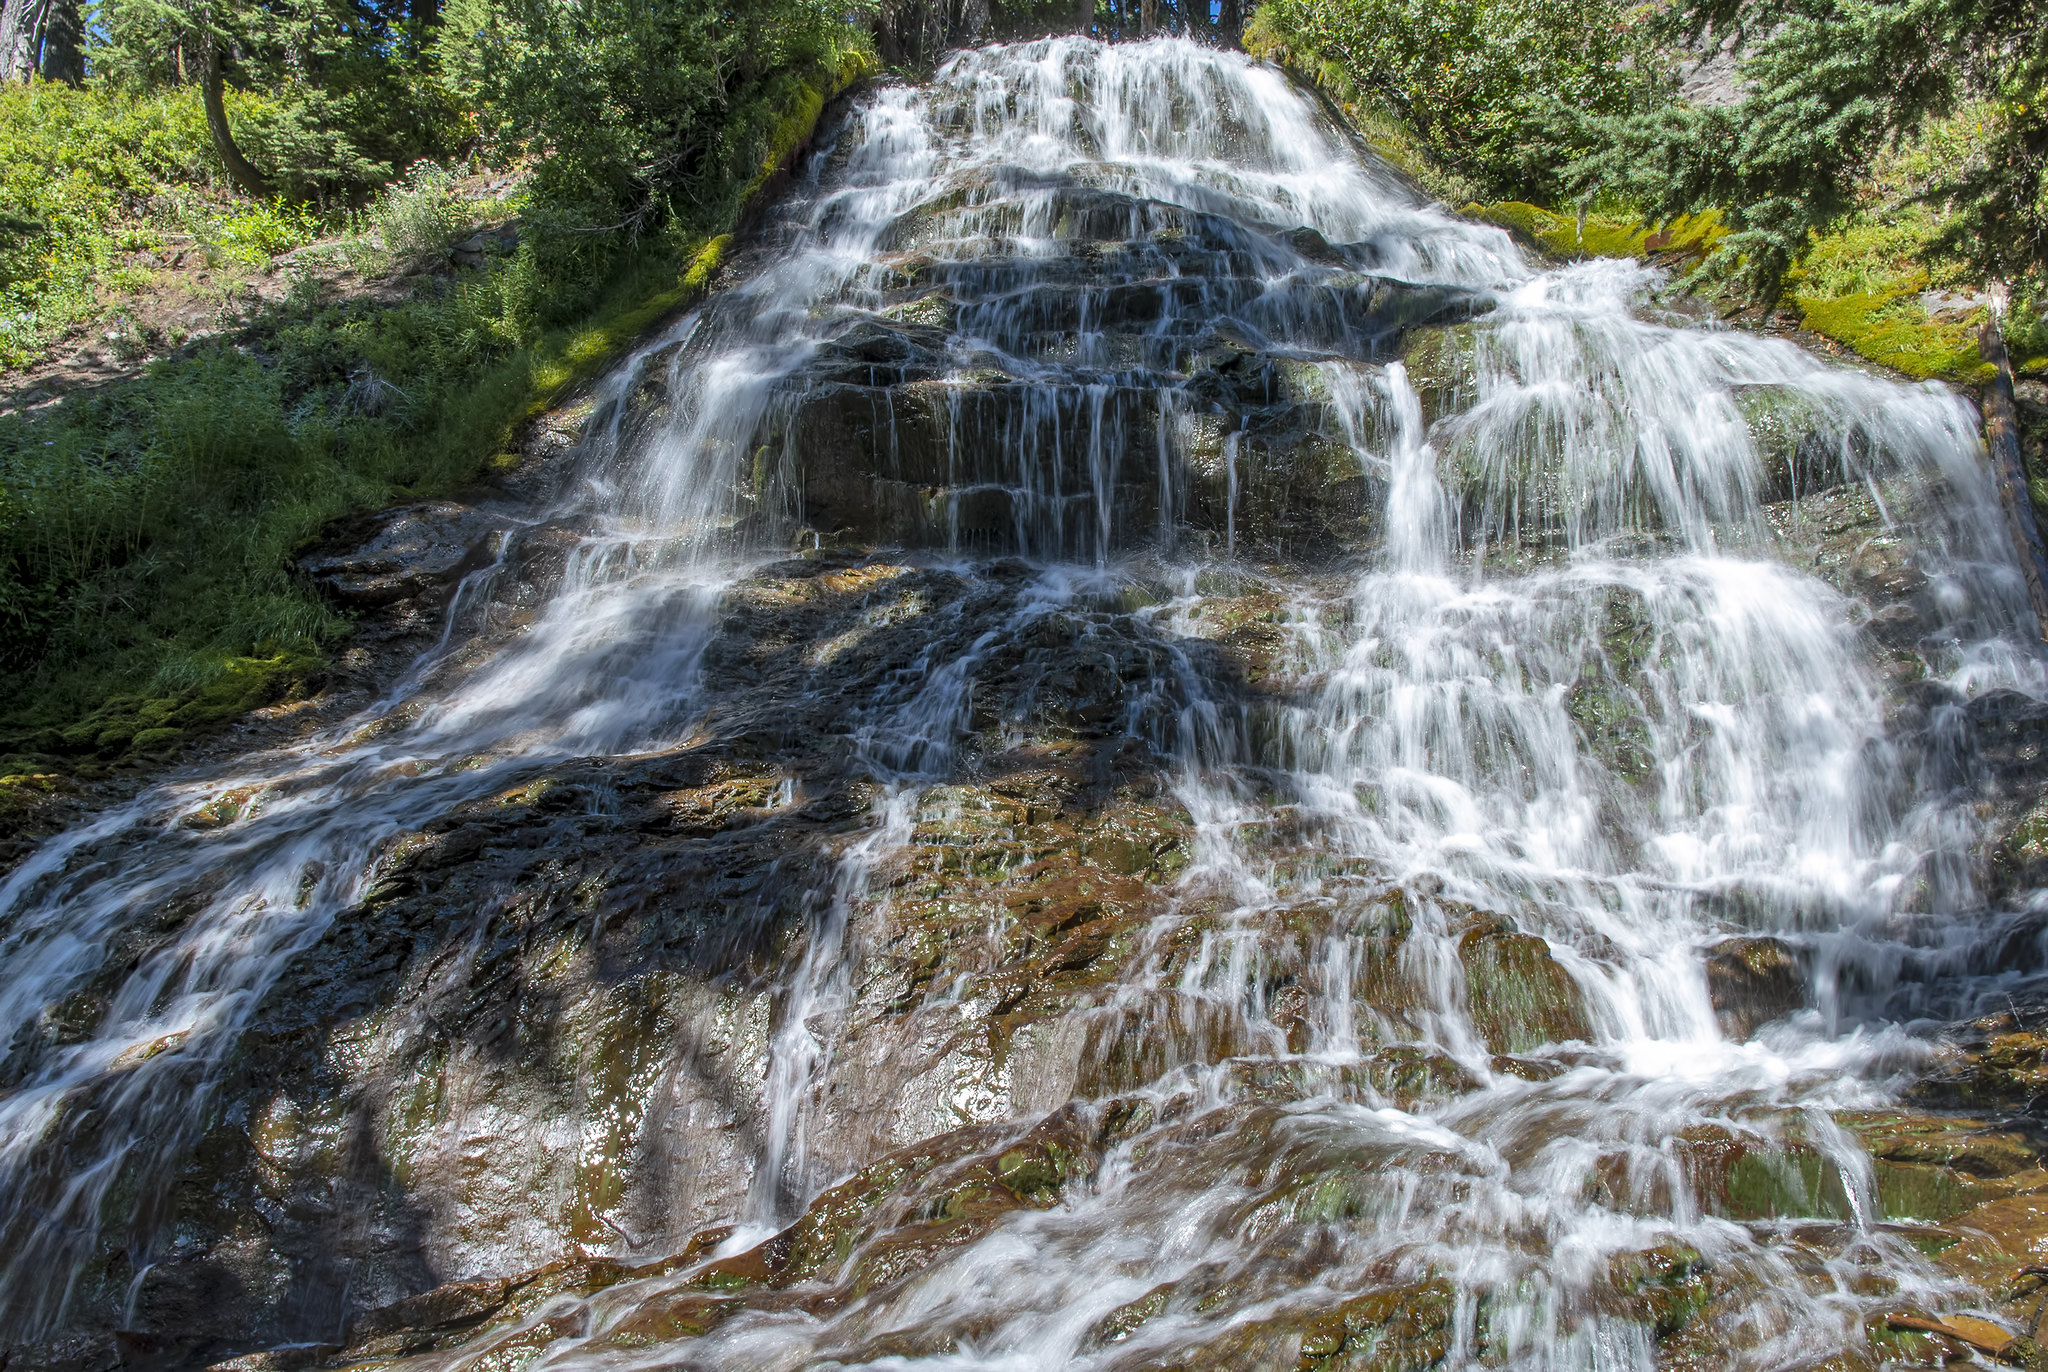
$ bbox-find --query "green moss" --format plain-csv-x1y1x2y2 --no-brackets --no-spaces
1792,289,1992,383
43,651,319,758
1720,1148,1854,1221
1462,200,1727,265
2006,803,2048,871
740,48,879,207
1609,1244,1711,1338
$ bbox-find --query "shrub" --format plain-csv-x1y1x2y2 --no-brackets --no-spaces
1245,0,1666,203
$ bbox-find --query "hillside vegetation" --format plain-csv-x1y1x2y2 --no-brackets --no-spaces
1246,0,2048,378
0,0,870,769
0,0,2044,776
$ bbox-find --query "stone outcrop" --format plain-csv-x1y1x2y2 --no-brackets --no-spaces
1703,936,1808,1040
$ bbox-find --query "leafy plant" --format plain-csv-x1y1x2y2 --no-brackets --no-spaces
1565,0,2047,304
1245,0,1667,203
356,160,473,269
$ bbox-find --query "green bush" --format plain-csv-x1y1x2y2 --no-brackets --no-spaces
1245,0,1665,202
356,162,478,270
1564,0,2046,304
0,81,217,365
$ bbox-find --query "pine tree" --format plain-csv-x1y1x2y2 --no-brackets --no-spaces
1568,0,2047,303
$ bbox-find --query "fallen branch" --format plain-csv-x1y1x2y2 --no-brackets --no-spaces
1980,318,2048,642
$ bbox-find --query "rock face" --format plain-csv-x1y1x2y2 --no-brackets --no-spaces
0,532,1619,1363
297,504,509,610
604,183,1476,566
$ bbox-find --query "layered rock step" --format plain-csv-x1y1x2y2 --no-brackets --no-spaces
611,178,1479,562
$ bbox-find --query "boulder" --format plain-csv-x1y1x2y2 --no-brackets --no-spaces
297,503,507,609
1703,936,1808,1039
1458,915,1594,1054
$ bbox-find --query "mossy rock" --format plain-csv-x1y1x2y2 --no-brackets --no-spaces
1911,1010,2048,1113
1605,1243,1712,1338
1457,916,1593,1054
1837,1111,2048,1223
666,1102,1112,1308
0,770,74,823
1295,1277,1456,1369
1703,936,1809,1039
50,651,320,760
1674,1123,1856,1221
1997,800,2048,887
1462,201,1726,267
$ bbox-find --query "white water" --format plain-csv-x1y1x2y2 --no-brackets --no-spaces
0,34,2042,1369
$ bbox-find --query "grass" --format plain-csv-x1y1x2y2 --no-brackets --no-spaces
0,57,864,775
0,231,735,768
0,81,336,367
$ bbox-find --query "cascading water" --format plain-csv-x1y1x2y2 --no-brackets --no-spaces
2,33,2045,1372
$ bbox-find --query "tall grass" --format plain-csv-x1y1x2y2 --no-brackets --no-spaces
0,230,724,760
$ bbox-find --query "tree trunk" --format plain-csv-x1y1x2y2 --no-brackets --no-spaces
202,36,273,200
36,0,78,83
1980,318,2048,641
1218,0,1240,45
0,0,48,81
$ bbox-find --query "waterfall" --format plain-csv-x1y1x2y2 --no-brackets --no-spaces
0,34,2042,1372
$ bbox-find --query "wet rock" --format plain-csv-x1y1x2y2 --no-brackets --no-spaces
1672,1123,1856,1221
1738,386,1865,504
1912,1008,2048,1113
1997,802,2048,891
1915,1193,2048,1348
340,1257,640,1359
1603,1243,1712,1338
346,1275,513,1347
1838,1110,2048,1222
1,1335,123,1372
1703,936,1809,1039
1222,1046,1480,1110
622,1102,1118,1317
1074,994,1255,1095
1457,915,1593,1054
1567,673,1656,786
80,556,1256,1345
0,770,89,877
603,181,1469,563
1292,1279,1456,1369
205,1345,340,1372
297,503,506,610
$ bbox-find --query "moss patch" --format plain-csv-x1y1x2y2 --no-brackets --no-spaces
1464,200,1727,265
31,650,322,759
1793,288,1992,384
